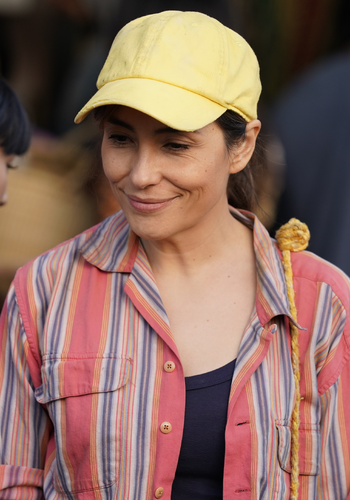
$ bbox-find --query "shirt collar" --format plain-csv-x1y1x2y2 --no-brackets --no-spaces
81,208,299,328
228,207,299,327
80,211,139,273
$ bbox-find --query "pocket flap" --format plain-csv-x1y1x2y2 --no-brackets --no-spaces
35,355,132,404
276,421,320,476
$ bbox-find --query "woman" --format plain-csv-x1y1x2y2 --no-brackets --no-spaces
0,77,31,206
1,11,350,500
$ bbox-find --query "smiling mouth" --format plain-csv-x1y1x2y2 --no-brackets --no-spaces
126,194,177,213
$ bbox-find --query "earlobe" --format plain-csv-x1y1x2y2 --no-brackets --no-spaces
229,119,261,174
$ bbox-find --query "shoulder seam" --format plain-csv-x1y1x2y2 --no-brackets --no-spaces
13,270,42,377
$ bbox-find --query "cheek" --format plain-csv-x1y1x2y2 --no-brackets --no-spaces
166,160,211,187
101,152,128,184
0,166,7,200
170,160,229,195
101,136,129,182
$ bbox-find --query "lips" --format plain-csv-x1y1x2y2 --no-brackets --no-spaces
126,194,177,213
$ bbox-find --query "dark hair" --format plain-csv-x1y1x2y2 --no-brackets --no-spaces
0,77,31,156
93,106,263,212
93,105,117,127
216,109,263,211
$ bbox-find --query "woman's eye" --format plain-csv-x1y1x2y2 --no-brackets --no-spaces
109,134,131,146
165,142,189,151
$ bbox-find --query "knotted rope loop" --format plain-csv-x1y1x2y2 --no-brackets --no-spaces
275,218,310,253
275,218,310,500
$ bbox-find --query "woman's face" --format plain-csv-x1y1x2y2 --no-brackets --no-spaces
0,148,15,206
101,106,243,242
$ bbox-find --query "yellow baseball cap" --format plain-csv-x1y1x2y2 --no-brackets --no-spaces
74,11,261,131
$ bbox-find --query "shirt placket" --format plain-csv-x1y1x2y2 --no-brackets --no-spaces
124,254,186,500
223,318,277,499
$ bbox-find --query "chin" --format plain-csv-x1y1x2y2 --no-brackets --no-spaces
131,226,173,242
126,217,181,242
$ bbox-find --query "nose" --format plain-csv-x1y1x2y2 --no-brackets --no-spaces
0,162,8,206
129,147,162,189
0,191,8,206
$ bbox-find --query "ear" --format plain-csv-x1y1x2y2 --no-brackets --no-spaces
229,119,261,174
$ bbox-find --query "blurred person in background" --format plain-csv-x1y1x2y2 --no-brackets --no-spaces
0,1,99,307
272,49,350,275
0,76,30,206
271,0,350,275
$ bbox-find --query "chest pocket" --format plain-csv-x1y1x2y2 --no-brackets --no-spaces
35,354,133,495
276,421,320,476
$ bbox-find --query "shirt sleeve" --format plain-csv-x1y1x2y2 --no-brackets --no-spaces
318,357,350,498
0,284,51,499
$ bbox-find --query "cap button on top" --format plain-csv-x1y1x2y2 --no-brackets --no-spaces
164,361,175,372
155,487,164,498
160,422,172,434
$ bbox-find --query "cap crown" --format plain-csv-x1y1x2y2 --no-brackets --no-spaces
97,11,261,121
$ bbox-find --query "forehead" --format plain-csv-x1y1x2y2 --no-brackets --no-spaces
104,105,183,132
102,105,223,140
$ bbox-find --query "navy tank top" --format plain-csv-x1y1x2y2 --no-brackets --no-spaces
171,359,236,499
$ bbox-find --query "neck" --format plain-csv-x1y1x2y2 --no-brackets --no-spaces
141,206,253,277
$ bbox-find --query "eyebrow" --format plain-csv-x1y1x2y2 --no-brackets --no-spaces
107,117,134,132
106,117,200,135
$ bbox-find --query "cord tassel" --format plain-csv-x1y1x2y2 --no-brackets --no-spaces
275,218,310,499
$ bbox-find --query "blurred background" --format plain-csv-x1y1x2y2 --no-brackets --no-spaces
1,0,350,307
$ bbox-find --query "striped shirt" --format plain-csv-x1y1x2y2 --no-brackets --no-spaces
1,207,350,500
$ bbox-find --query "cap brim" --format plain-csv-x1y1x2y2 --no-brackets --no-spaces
74,78,227,131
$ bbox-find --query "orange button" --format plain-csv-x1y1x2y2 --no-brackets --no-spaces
164,361,175,372
160,422,172,434
155,487,164,498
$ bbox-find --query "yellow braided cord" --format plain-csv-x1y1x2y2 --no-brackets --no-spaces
275,219,310,500
280,248,301,499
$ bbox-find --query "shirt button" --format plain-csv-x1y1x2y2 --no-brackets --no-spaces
155,487,164,498
160,422,172,434
164,361,175,372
